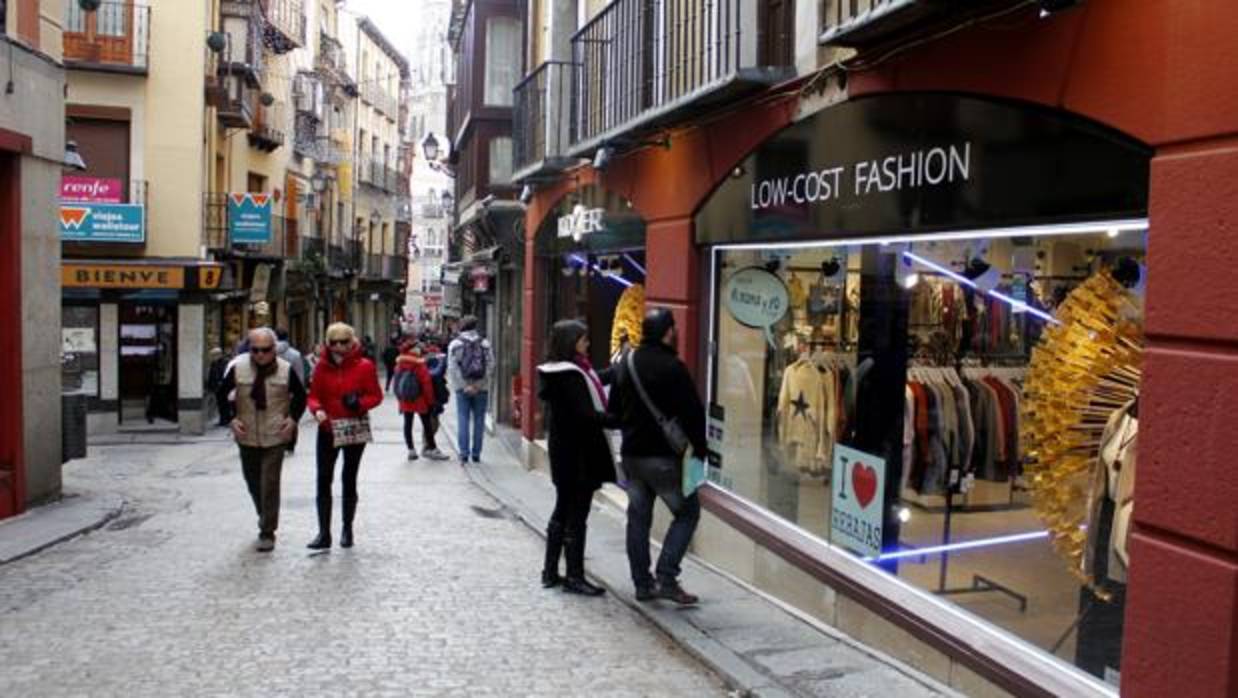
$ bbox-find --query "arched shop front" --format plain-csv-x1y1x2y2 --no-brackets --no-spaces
695,92,1149,695
532,186,646,435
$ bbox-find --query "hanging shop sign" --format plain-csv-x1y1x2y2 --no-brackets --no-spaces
696,93,1152,245
61,176,124,203
228,193,273,244
470,267,492,293
558,205,606,241
60,203,145,243
62,262,226,290
830,444,887,559
536,185,646,257
250,263,272,303
723,266,790,348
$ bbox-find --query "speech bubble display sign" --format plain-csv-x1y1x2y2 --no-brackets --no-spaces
724,267,789,348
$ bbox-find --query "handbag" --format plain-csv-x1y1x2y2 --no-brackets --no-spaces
330,415,373,446
626,351,690,457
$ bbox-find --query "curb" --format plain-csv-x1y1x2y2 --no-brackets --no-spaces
0,492,126,565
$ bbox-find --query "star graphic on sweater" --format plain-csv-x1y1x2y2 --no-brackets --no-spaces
791,391,810,420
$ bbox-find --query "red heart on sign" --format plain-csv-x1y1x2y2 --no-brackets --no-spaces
852,464,878,509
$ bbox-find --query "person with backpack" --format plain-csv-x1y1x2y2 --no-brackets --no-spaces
447,315,494,465
423,342,451,459
393,340,445,461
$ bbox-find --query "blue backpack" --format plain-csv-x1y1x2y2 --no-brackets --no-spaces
394,370,422,402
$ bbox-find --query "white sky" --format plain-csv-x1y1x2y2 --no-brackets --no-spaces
342,0,427,55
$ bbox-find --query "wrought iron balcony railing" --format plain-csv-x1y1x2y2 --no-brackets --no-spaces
513,60,576,181
570,0,792,154
64,1,150,73
263,0,306,53
819,0,1026,48
249,101,287,152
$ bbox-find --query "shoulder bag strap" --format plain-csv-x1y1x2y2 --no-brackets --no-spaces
626,350,668,424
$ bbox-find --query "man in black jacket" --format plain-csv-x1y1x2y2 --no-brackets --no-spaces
608,308,707,605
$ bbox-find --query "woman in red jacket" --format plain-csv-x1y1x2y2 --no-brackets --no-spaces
393,340,446,461
306,322,383,549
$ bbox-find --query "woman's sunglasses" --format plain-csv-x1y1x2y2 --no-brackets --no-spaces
328,339,351,347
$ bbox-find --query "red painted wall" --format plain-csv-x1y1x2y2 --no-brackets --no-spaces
521,3,1238,694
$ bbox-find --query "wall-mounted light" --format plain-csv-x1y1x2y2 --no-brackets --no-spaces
78,0,102,11
260,92,276,107
519,184,533,204
63,140,87,171
592,145,614,172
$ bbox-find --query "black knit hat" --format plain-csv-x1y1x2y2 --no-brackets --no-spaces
640,308,676,346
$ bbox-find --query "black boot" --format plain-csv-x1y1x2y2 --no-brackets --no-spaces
562,526,605,596
340,497,357,548
542,521,565,588
307,495,332,549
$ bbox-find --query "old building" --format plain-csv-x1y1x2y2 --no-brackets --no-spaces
0,0,66,518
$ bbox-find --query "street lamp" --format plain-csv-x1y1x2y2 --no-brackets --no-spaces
421,131,455,178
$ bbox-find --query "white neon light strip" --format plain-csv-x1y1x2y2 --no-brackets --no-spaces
570,254,633,287
865,530,1050,563
902,251,1062,326
624,253,647,277
708,218,1148,252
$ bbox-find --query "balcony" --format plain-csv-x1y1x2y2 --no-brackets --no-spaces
263,0,305,54
210,80,259,129
513,60,576,181
327,243,357,274
317,31,358,95
385,255,408,283
361,80,400,118
570,0,793,155
248,101,287,152
819,0,1025,48
359,159,400,192
362,253,384,280
64,1,150,73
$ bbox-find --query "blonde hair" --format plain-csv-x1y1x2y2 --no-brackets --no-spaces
325,322,356,343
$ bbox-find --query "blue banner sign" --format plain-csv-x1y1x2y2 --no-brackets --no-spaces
60,203,146,243
228,193,273,244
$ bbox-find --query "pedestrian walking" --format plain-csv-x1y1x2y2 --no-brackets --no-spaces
206,347,231,426
275,328,307,386
608,309,707,605
424,343,451,456
306,322,383,550
447,315,493,465
215,328,307,552
382,336,401,392
536,320,618,596
393,340,440,461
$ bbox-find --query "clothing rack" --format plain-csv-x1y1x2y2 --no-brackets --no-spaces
906,363,1030,612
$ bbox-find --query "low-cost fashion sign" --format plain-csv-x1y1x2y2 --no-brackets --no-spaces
830,445,886,559
228,193,273,244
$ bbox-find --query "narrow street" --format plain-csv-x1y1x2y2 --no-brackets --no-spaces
0,395,727,697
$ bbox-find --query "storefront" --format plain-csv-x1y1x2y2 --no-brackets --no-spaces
532,186,647,432
689,92,1149,693
61,260,227,434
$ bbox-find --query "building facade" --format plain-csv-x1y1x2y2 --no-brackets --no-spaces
1,0,66,519
446,0,525,427
512,2,1238,697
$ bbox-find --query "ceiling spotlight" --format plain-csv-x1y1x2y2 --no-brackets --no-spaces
895,256,920,290
1107,228,1120,239
1038,0,1083,16
592,145,614,172
897,507,912,524
519,184,533,204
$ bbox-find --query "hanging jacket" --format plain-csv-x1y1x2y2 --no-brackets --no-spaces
394,353,436,415
307,343,383,430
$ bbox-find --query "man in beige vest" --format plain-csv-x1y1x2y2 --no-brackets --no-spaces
216,328,308,552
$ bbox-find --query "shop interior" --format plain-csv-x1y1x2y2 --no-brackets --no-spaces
710,225,1145,681
547,250,647,369
119,300,177,426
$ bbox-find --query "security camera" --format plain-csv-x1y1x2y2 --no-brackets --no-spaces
592,145,614,172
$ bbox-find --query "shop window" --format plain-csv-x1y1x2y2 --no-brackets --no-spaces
709,226,1146,682
61,305,100,398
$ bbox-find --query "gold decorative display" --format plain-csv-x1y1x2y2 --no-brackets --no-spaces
611,283,646,355
1021,270,1143,598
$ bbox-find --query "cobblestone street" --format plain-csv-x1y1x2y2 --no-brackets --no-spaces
0,397,727,697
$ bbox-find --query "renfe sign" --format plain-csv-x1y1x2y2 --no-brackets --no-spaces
695,94,1151,245
61,176,124,203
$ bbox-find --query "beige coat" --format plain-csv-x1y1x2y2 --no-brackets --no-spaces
234,358,294,449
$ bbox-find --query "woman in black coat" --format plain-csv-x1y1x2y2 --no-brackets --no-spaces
536,320,618,595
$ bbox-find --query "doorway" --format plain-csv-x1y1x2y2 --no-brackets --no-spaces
118,301,178,427
0,151,22,518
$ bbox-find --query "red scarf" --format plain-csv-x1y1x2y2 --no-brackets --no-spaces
574,354,607,409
